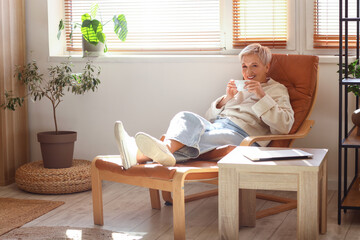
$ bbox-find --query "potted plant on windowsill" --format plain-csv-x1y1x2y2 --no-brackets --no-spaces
1,60,101,168
58,3,128,56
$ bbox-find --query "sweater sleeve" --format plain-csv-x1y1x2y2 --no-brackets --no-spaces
251,84,294,134
205,95,226,121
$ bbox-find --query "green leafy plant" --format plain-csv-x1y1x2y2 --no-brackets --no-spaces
339,59,360,96
58,3,128,53
1,60,101,134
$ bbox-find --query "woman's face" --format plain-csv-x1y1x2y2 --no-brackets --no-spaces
241,54,270,83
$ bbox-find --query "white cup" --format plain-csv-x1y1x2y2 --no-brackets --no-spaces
234,80,249,92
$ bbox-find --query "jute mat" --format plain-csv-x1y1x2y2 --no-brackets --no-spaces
0,198,64,236
0,226,141,240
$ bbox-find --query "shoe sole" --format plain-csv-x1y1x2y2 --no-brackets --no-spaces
135,133,176,166
114,121,132,169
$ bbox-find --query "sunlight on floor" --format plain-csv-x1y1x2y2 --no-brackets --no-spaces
66,229,82,240
112,232,144,239
65,229,145,240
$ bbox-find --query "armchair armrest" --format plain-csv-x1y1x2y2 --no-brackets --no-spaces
240,120,315,146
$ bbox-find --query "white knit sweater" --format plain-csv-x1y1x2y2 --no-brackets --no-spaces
205,78,294,146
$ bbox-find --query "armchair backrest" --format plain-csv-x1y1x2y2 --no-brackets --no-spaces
267,54,319,147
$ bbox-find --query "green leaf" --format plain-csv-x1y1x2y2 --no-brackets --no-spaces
113,14,128,42
90,3,99,19
348,85,360,96
91,20,101,33
82,19,91,28
82,13,91,22
97,32,106,43
57,19,64,40
81,18,103,44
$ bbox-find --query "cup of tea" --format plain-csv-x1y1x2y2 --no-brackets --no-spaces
234,80,249,92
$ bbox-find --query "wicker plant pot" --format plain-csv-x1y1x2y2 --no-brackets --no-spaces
37,131,77,169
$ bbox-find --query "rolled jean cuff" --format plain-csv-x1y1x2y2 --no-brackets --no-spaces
164,111,206,147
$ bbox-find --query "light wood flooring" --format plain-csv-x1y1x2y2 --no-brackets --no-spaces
1,181,360,239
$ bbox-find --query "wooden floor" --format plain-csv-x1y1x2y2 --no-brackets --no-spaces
1,181,360,240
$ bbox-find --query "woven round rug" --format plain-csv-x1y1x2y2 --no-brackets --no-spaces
15,159,91,194
0,226,142,240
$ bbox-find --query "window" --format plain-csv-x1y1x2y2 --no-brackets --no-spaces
64,0,222,52
58,0,295,55
314,0,359,48
232,0,288,49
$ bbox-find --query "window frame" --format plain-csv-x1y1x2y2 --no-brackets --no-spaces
50,0,334,57
304,0,340,55
63,0,224,53
223,0,296,55
304,0,359,56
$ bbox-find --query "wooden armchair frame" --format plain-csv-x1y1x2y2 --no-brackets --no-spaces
92,54,319,240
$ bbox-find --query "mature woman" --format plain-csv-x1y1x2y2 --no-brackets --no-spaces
115,43,294,168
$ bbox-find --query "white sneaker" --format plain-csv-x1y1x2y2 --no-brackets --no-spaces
135,132,176,166
114,121,138,169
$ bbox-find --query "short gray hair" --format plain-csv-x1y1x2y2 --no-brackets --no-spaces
239,43,272,65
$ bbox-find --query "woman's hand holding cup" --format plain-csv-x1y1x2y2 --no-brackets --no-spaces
243,80,265,98
234,80,250,92
226,79,238,99
216,79,238,108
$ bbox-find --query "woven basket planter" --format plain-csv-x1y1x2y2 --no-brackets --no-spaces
15,159,91,194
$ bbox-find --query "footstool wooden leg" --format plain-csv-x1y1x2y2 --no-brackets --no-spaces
91,159,104,226
172,173,186,240
149,189,161,210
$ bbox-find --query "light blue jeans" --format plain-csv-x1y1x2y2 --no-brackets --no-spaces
164,111,259,162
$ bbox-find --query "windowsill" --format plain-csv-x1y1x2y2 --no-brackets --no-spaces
48,54,241,63
49,54,350,64
48,48,299,63
318,55,356,64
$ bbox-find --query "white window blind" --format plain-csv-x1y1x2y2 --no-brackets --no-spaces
233,0,288,49
314,0,359,48
64,0,221,52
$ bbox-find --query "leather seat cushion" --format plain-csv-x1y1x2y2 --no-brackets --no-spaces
95,156,219,181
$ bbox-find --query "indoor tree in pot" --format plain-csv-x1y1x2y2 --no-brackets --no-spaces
58,3,128,56
1,60,101,168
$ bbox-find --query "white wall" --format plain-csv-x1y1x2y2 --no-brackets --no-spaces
25,0,350,189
